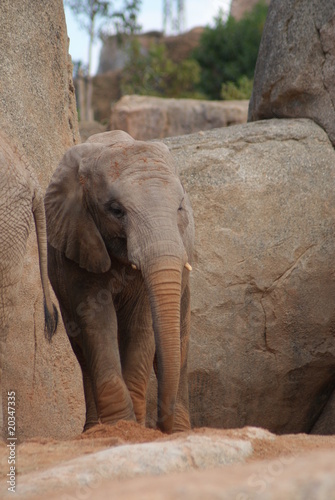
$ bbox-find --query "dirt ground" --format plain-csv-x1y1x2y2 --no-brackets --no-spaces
1,421,335,480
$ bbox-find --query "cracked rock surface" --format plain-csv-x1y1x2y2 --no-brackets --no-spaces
152,119,335,435
248,0,335,146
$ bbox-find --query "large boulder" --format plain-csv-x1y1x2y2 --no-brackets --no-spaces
110,95,249,140
0,1,83,439
248,0,335,147
161,118,335,434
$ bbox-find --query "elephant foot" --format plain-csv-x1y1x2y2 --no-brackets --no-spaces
172,404,191,433
128,390,147,426
83,421,99,433
97,377,136,424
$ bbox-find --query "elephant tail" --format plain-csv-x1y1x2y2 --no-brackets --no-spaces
32,192,58,341
44,301,59,341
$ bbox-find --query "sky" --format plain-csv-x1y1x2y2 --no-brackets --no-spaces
64,0,232,74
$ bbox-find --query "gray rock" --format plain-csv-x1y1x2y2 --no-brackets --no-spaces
161,118,335,434
248,0,335,146
110,95,249,140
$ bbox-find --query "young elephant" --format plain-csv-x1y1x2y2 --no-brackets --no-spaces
45,130,194,433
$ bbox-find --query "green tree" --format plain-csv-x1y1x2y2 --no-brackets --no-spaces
112,1,142,38
121,40,203,98
193,1,268,100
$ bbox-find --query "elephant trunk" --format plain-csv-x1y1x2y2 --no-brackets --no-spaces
143,255,183,433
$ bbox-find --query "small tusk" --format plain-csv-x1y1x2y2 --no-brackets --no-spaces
131,264,137,270
184,262,192,271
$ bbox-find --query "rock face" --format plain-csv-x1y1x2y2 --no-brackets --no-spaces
79,121,107,142
110,95,249,140
230,0,270,20
0,1,83,439
98,28,203,74
159,118,335,434
91,70,122,123
248,0,335,147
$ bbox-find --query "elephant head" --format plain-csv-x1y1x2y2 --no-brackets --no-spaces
45,130,194,432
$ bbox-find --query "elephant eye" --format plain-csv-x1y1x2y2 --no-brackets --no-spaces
107,202,125,219
178,197,185,211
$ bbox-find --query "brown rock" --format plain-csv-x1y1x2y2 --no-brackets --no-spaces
97,28,203,74
164,27,204,64
311,388,335,435
0,0,83,440
161,118,335,434
91,70,122,123
248,0,335,147
98,31,162,74
79,120,107,142
110,95,249,140
230,0,270,20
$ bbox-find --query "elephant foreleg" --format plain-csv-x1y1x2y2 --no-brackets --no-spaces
77,301,136,426
117,291,155,426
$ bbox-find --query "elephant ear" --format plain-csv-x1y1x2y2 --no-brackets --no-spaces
45,144,111,274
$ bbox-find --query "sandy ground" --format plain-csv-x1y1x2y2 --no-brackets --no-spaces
1,421,335,480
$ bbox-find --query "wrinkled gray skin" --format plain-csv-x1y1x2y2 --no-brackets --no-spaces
45,131,194,433
0,132,58,437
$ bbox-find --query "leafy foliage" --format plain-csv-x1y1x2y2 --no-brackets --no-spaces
221,76,254,100
64,0,111,42
121,40,203,98
193,1,268,100
112,1,142,37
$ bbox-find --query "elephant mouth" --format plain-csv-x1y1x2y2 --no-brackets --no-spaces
129,261,192,272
